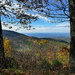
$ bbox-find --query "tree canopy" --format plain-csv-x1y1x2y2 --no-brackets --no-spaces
1,0,70,29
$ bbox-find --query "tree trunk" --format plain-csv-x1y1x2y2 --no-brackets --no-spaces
69,0,75,73
0,14,5,69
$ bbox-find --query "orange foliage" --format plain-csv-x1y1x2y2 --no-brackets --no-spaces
4,38,13,57
63,64,69,70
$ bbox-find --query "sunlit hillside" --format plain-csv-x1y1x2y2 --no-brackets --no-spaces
1,30,72,75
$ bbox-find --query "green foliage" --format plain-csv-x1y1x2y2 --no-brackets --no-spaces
40,58,51,70
9,68,23,74
52,60,63,66
26,41,33,49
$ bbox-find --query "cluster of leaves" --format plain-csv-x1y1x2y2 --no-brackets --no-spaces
52,60,63,66
1,38,19,69
35,39,48,45
4,38,13,57
33,39,49,51
56,45,70,64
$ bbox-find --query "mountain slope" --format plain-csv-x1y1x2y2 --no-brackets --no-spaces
2,30,37,50
2,30,69,51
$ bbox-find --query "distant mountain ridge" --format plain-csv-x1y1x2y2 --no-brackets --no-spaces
24,33,70,39
2,30,70,51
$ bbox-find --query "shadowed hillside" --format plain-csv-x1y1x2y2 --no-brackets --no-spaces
2,30,37,50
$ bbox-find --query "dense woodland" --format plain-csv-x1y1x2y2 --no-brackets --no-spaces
0,30,72,75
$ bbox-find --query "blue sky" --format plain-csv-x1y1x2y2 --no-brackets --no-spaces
1,0,70,33
2,18,70,33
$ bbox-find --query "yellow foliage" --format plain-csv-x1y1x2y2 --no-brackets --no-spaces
35,39,48,45
4,38,13,57
67,45,70,52
56,46,69,64
67,45,70,49
35,53,40,57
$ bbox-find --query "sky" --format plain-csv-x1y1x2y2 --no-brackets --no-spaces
2,20,70,33
1,0,70,33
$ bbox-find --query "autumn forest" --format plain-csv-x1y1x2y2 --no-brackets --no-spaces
0,0,75,74
0,30,71,75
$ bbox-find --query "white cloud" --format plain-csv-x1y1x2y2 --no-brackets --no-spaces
56,22,70,27
25,13,51,22
2,21,70,33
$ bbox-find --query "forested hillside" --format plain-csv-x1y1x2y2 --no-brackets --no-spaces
0,30,72,75
2,30,69,51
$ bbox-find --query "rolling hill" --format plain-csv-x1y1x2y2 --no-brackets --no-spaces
2,30,70,51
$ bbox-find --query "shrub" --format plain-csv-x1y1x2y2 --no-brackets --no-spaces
5,57,19,69
52,60,63,66
40,58,51,70
52,60,63,70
